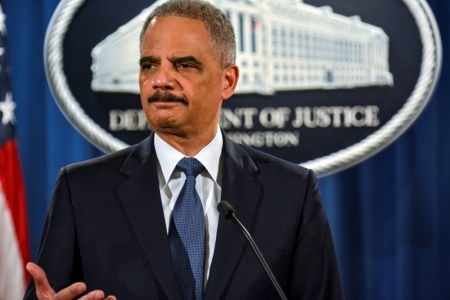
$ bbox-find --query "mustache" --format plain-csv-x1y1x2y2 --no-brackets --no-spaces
147,92,187,104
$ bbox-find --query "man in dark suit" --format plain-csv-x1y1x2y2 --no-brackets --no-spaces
25,0,343,299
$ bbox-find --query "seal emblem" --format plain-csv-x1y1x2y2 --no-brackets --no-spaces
45,0,441,176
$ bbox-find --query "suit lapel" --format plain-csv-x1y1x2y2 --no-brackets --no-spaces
116,134,181,300
204,135,262,300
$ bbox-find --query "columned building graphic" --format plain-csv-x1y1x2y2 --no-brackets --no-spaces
91,0,393,96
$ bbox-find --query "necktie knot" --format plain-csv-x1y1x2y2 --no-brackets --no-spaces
177,157,204,178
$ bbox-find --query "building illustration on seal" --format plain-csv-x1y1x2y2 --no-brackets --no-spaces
91,0,394,96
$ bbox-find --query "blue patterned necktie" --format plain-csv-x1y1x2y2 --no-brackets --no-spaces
168,157,205,300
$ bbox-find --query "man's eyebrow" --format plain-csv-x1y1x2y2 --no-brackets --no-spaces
170,56,203,66
139,56,158,65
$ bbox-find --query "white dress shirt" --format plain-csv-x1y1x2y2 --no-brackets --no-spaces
154,127,223,282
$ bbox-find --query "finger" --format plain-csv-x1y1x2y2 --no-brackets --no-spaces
78,290,109,300
79,291,116,300
53,282,86,300
26,262,56,297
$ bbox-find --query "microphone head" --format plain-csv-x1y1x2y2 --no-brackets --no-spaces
217,201,235,219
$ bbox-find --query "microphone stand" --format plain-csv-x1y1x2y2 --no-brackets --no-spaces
218,201,288,300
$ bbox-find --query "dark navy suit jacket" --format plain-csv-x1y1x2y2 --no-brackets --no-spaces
24,132,343,299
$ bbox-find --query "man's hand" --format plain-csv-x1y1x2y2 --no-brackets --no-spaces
26,263,116,300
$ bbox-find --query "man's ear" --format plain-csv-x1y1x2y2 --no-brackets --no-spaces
221,64,239,100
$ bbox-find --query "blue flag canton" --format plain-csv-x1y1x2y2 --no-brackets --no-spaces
0,9,16,147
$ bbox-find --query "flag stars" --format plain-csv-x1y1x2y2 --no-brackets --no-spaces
0,92,16,125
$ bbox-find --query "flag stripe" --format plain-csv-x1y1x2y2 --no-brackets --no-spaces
0,183,26,299
0,139,30,300
0,139,31,270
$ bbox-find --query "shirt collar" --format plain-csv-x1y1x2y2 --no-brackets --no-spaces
154,125,223,185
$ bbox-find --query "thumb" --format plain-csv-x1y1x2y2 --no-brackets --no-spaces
26,262,56,299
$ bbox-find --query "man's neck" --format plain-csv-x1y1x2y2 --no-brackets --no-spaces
154,126,218,157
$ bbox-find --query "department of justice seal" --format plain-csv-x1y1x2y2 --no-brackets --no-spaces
45,0,441,177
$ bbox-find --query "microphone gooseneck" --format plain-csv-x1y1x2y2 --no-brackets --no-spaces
217,201,288,300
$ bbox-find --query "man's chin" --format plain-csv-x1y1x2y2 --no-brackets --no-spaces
150,120,180,131
152,124,189,138
159,124,176,129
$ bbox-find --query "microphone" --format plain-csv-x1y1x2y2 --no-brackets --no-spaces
217,201,288,300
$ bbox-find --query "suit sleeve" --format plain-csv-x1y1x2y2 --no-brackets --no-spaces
23,167,83,300
286,169,344,299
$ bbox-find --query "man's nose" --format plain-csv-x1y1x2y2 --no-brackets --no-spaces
152,65,175,90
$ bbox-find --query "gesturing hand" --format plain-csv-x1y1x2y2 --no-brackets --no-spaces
26,263,117,300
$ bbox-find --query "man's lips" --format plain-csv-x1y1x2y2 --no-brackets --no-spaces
147,92,187,104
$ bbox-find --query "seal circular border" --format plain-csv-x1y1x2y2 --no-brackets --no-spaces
44,0,442,177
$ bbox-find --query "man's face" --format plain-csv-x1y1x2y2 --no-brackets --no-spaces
139,16,237,139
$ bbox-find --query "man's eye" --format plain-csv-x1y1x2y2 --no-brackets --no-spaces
177,63,195,69
141,63,154,70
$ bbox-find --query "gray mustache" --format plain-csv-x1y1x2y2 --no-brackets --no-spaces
147,92,187,104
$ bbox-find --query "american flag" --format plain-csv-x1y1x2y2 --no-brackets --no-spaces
0,4,31,299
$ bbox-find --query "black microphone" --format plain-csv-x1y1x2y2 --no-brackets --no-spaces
217,201,288,300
